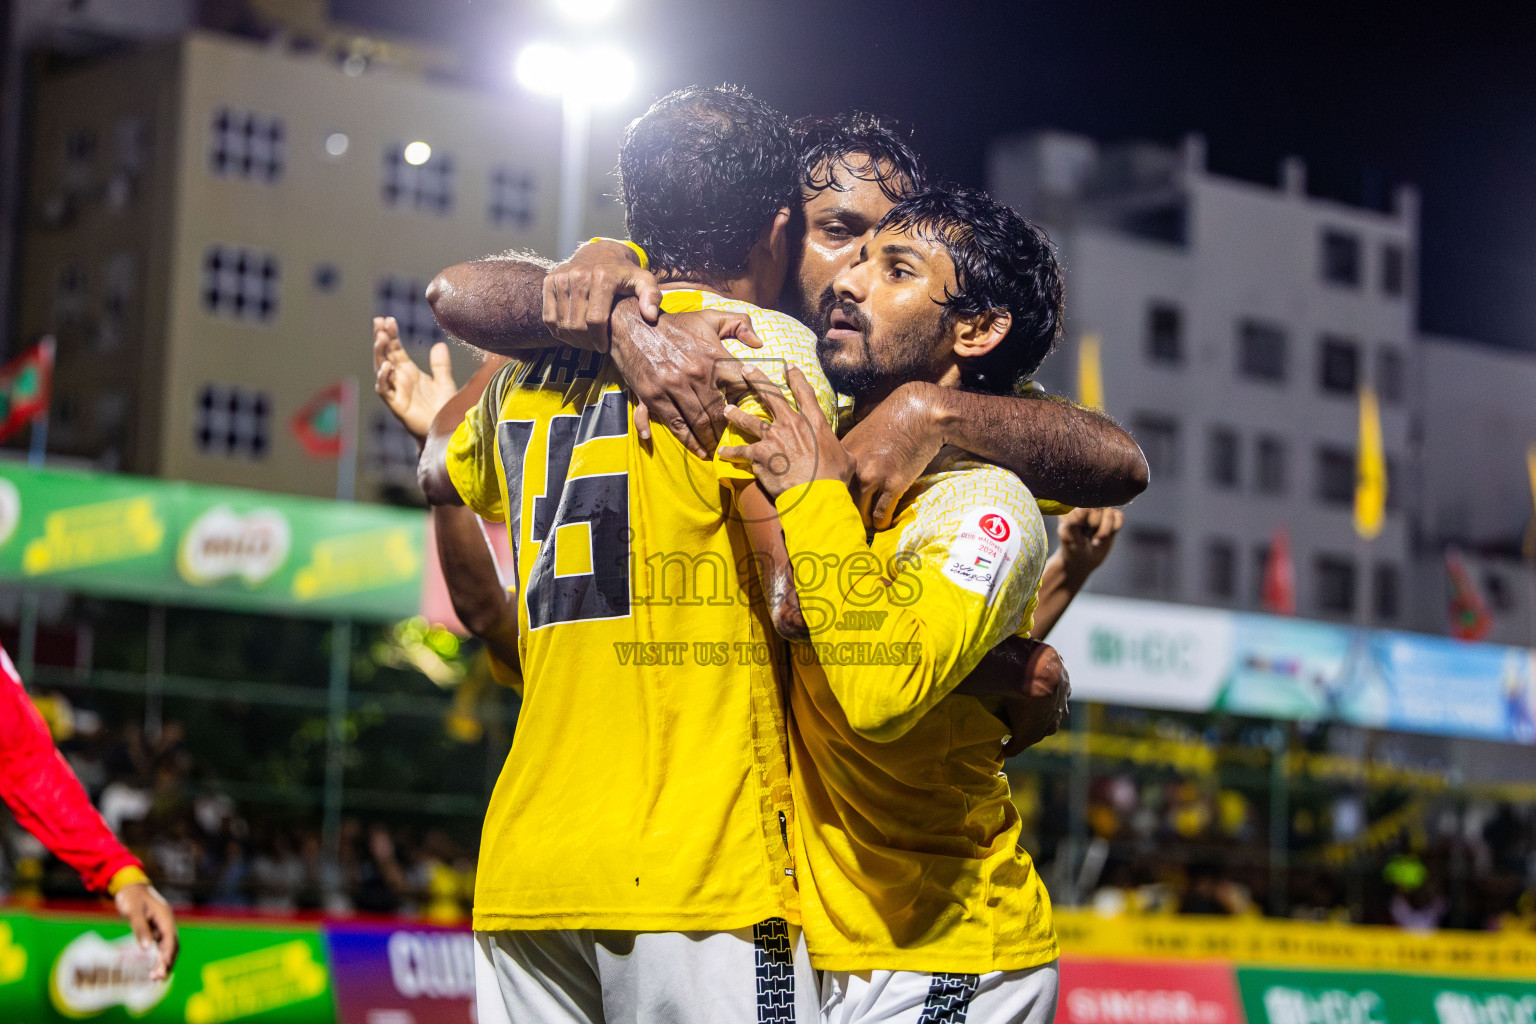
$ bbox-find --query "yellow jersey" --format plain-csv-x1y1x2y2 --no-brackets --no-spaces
775,459,1057,973
446,289,837,932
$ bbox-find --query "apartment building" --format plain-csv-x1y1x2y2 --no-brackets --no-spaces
990,131,1418,624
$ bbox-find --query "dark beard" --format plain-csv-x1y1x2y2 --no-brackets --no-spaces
816,285,944,399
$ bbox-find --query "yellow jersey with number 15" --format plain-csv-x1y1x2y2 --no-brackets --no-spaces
446,289,836,933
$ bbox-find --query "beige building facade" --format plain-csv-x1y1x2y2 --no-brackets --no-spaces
17,29,629,500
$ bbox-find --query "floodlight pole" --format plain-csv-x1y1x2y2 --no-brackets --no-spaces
557,91,591,261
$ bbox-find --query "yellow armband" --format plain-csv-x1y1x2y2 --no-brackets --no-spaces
588,237,648,271
107,865,150,896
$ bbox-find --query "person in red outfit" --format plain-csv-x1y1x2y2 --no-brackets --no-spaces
0,642,178,980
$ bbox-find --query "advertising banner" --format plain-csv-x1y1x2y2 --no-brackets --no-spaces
0,463,424,621
325,922,474,1024
1059,957,1244,1024
21,912,331,1023
1051,595,1536,745
1237,967,1536,1024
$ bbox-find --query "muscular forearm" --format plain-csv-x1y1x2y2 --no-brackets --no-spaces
434,506,520,667
419,359,503,506
426,253,558,354
1028,551,1091,641
930,387,1148,508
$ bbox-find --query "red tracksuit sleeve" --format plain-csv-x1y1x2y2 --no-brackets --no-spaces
0,644,142,893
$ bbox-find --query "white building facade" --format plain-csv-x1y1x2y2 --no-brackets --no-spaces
990,131,1418,625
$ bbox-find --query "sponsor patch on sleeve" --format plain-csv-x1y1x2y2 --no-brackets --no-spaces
941,506,1022,603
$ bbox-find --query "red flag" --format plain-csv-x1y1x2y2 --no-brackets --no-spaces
1261,527,1296,616
291,381,347,457
1445,547,1492,641
0,338,54,443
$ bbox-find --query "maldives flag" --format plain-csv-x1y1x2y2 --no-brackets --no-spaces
1446,547,1493,641
1261,526,1296,616
291,380,352,457
0,338,55,443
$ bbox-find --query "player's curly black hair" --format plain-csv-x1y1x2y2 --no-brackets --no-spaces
618,85,797,282
877,186,1065,395
792,112,926,203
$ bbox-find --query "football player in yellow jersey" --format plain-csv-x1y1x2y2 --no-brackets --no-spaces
719,187,1069,1023
421,85,839,1024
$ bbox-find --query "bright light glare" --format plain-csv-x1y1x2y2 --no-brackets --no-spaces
551,0,620,25
514,42,636,105
324,132,349,157
583,45,636,103
515,42,570,97
402,141,432,166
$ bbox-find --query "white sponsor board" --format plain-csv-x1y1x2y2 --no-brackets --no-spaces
1047,593,1235,710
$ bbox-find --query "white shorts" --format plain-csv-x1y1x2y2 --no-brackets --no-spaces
819,961,1059,1024
475,918,821,1024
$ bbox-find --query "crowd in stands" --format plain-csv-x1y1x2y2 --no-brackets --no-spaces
1,706,476,922
5,694,1536,932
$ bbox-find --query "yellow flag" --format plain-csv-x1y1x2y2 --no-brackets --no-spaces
1354,385,1386,540
1523,444,1536,558
1077,333,1104,410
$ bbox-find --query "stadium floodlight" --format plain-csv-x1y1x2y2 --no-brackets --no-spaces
514,40,638,256
402,141,432,166
515,42,635,106
551,0,621,26
515,41,571,98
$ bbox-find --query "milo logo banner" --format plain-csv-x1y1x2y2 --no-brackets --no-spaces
0,464,423,620
325,923,474,1024
16,913,331,1024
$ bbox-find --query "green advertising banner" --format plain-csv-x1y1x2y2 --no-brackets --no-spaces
0,464,424,621
15,912,332,1024
1238,966,1536,1024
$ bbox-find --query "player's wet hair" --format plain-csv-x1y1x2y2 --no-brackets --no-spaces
792,112,926,203
618,84,797,282
878,186,1064,395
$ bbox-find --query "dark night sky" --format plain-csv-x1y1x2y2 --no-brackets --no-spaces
339,0,1536,351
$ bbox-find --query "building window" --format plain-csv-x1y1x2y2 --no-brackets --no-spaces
1319,336,1359,395
1316,447,1355,506
1373,563,1399,621
489,165,536,228
208,108,285,183
1255,435,1287,495
1381,243,1406,296
1237,319,1287,382
1128,529,1178,598
383,144,454,214
375,276,441,347
195,385,270,459
368,409,420,481
1316,555,1356,615
1205,539,1237,601
1377,347,1405,404
1132,413,1180,481
1321,228,1361,287
54,264,87,326
1251,544,1271,607
202,245,279,322
1146,301,1183,365
63,128,96,191
1486,571,1514,612
1208,427,1240,489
